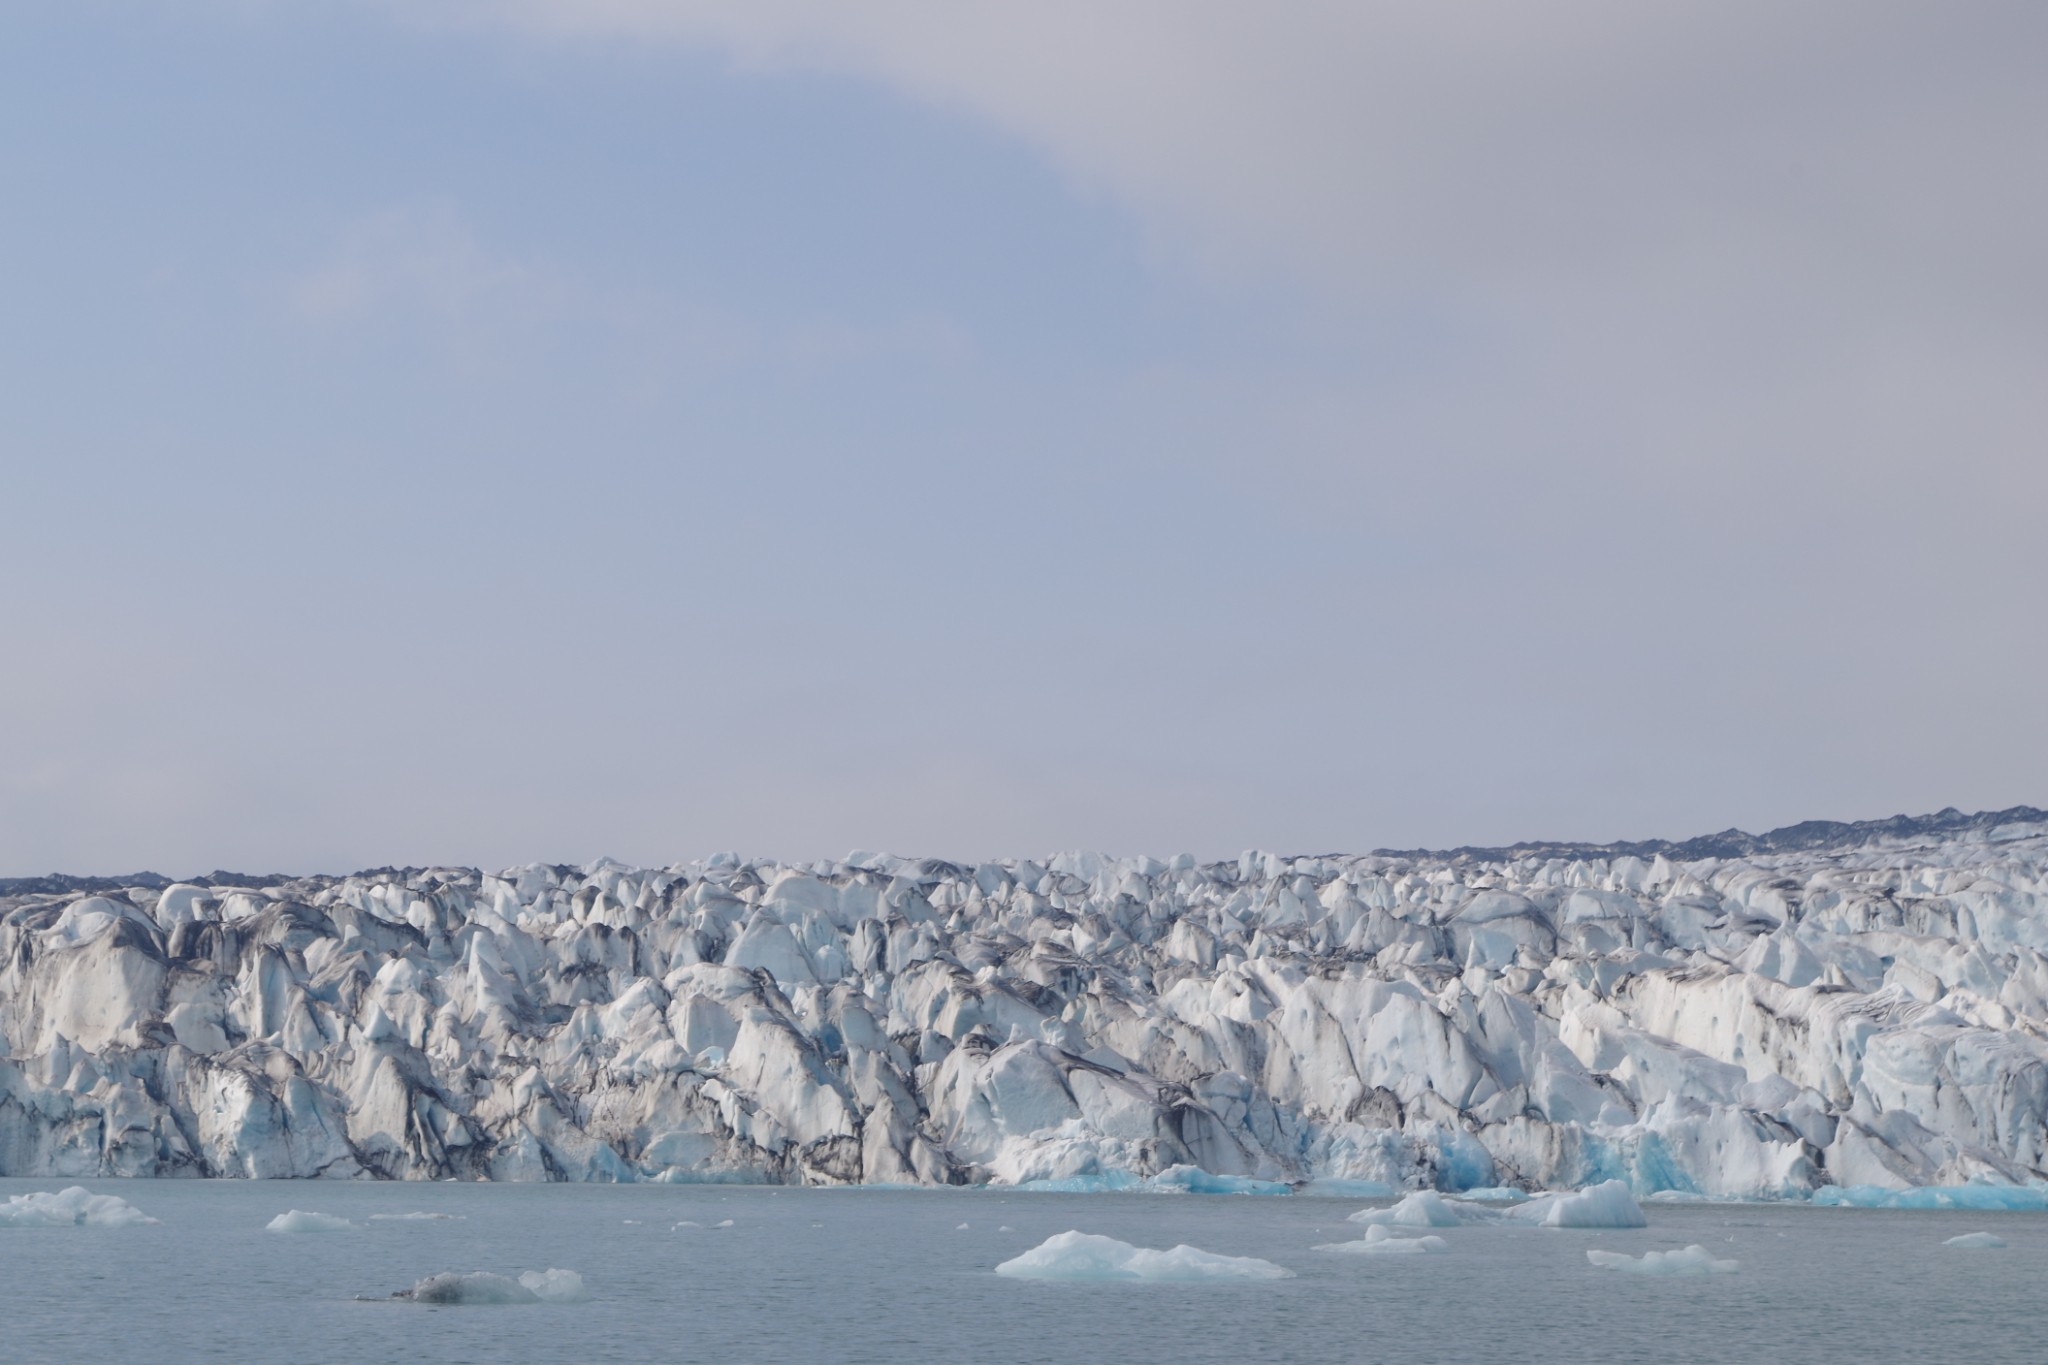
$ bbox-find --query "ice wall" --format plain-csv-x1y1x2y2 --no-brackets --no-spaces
3,807,2045,1195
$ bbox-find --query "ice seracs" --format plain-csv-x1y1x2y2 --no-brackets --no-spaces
4,806,2048,1200
995,1231,1292,1281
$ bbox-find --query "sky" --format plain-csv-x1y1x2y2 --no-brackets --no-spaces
3,1,2043,875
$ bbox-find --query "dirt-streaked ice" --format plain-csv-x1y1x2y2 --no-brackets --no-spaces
4,807,2047,1199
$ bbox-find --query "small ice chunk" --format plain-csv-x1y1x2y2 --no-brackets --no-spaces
367,1212,464,1222
1514,1181,1647,1229
1449,1186,1529,1203
0,1188,159,1228
519,1269,588,1302
1586,1245,1738,1275
266,1210,355,1233
999,1225,1016,1232
957,1222,971,1230
995,1231,1292,1281
399,1272,537,1305
715,1218,734,1228
1945,1232,2008,1249
671,1221,700,1230
396,1270,587,1304
1315,1225,1450,1255
1347,1191,1464,1228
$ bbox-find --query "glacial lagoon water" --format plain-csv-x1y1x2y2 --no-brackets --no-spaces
3,1179,2043,1364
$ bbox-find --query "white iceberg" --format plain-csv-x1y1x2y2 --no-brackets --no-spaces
1347,1191,1466,1227
995,1231,1292,1281
266,1210,355,1233
1315,1225,1449,1255
518,1269,589,1302
0,1187,159,1228
1587,1244,1738,1275
1944,1232,2008,1249
367,1211,464,1222
1513,1181,1647,1229
394,1269,587,1304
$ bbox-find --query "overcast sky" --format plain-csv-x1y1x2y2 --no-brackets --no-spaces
3,2,2043,875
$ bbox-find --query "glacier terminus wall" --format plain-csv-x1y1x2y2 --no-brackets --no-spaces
4,808,2047,1196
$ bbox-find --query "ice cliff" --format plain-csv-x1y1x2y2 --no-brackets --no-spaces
4,806,2047,1197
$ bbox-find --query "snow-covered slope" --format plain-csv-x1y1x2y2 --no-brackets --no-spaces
3,808,2045,1195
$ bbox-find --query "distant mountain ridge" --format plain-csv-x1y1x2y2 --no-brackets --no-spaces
1371,803,2048,864
4,804,2041,898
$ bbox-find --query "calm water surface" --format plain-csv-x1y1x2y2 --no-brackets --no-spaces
2,1179,2038,1363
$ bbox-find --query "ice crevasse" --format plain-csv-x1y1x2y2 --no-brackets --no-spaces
4,807,2048,1199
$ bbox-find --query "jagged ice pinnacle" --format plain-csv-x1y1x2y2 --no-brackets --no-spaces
2,807,2045,1196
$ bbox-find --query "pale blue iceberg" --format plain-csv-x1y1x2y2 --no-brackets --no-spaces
1347,1191,1466,1228
1,1188,158,1228
1513,1181,1647,1229
1810,1185,2048,1211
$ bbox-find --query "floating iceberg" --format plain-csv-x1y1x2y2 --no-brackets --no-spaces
1944,1232,2008,1249
1449,1187,1530,1203
266,1210,355,1233
393,1269,586,1304
1512,1181,1647,1229
994,1231,1292,1281
1348,1191,1466,1228
1316,1226,1450,1255
518,1269,588,1302
0,1187,159,1228
1587,1245,1738,1275
367,1212,464,1222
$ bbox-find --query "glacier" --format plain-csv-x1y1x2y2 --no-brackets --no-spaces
4,806,2048,1199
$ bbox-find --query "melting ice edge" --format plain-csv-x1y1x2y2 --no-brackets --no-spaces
4,806,2047,1197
